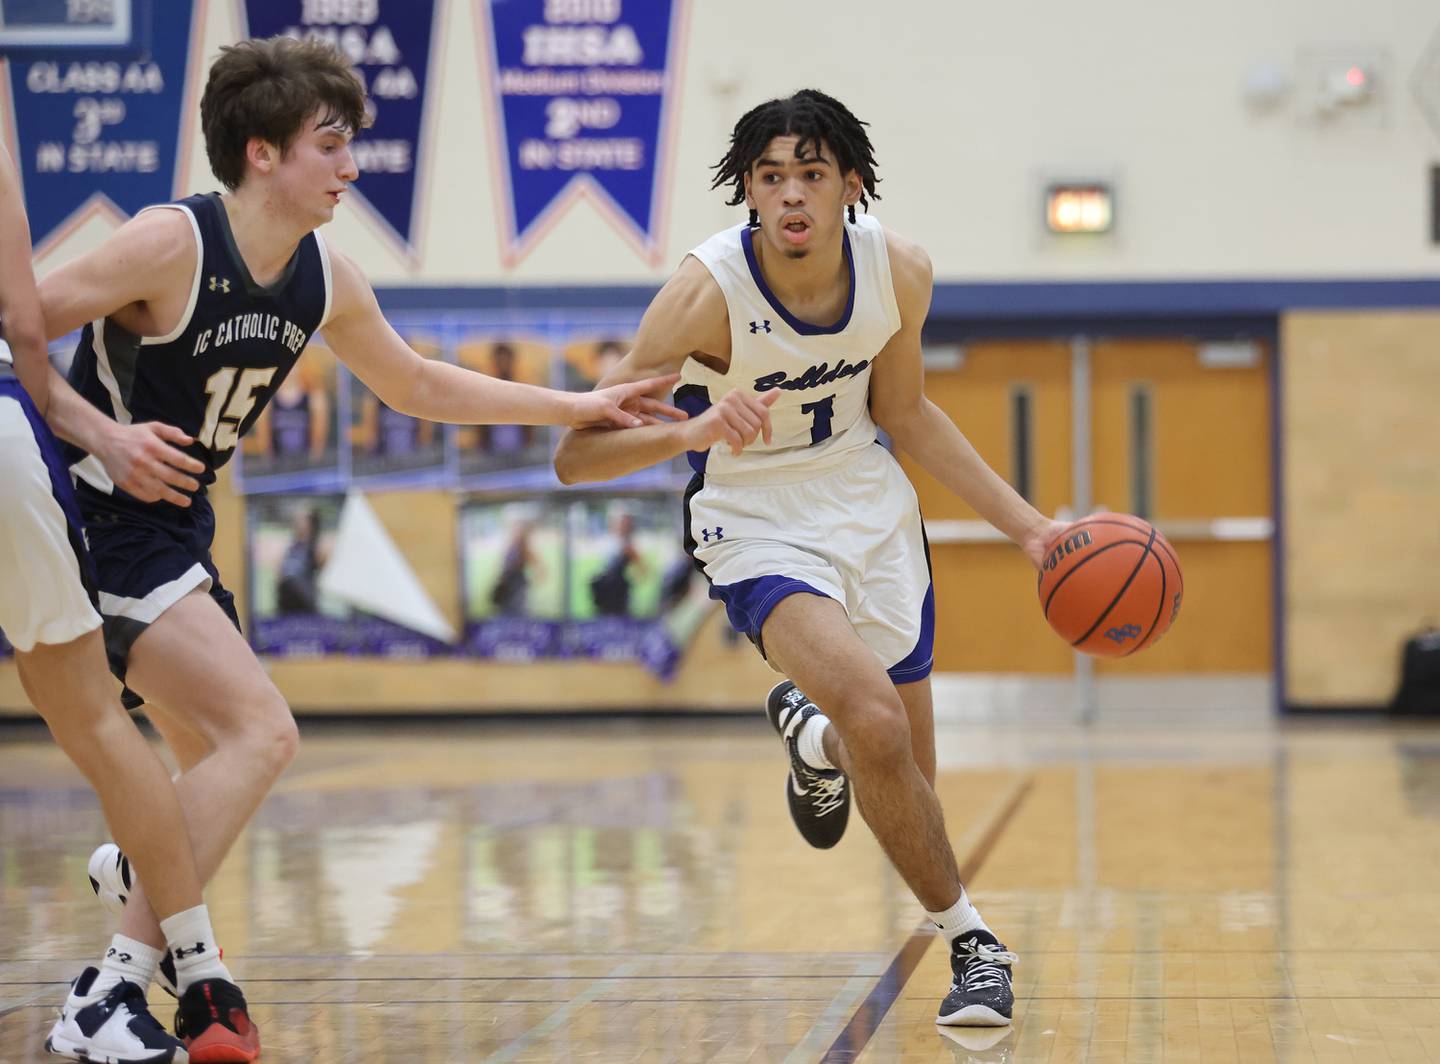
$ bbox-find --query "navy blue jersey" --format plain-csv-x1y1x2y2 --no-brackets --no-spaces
67,193,332,513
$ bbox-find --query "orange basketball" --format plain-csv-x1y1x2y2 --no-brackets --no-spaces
1037,513,1183,658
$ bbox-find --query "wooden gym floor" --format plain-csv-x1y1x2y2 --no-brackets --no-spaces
1,710,1438,1062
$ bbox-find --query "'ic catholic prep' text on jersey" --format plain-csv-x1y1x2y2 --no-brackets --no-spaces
66,192,332,512
676,213,901,483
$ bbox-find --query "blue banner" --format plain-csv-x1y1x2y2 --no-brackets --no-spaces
2,0,197,253
480,0,687,264
242,0,440,257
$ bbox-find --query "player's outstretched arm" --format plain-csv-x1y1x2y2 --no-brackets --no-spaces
554,257,777,484
322,250,683,430
34,210,206,506
0,143,51,412
869,230,1064,567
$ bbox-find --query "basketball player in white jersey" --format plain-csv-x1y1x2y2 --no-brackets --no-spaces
0,141,251,1062
555,89,1066,1027
31,37,679,1062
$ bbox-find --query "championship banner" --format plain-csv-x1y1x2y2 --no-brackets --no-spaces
478,0,689,265
0,0,201,256
241,0,441,258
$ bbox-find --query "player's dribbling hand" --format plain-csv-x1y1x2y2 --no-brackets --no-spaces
681,389,780,456
1020,518,1070,570
569,373,687,430
96,421,204,507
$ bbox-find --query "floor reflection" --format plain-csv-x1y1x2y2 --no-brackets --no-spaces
2,719,1439,1062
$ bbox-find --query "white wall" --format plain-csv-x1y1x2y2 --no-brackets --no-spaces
34,0,1440,284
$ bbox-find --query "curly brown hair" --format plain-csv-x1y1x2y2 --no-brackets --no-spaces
201,36,371,191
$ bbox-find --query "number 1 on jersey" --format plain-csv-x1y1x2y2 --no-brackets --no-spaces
801,394,835,446
199,366,277,450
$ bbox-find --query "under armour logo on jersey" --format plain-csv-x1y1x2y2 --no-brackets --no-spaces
748,320,772,334
701,527,724,542
172,942,208,959
208,276,231,293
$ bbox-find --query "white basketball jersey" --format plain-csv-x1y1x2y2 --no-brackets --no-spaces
680,213,902,483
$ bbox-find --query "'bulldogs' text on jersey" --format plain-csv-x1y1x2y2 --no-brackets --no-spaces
676,213,901,483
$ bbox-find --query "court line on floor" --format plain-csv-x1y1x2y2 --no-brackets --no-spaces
0,989,53,1020
477,960,642,1063
816,774,1034,1064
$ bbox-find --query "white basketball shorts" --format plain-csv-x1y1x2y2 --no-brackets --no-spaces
686,442,934,683
0,377,102,652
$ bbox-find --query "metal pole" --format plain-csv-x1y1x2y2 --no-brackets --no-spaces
1071,336,1098,726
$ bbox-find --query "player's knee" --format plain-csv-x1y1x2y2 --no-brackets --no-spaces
267,709,301,772
840,696,912,771
232,689,298,775
259,704,300,774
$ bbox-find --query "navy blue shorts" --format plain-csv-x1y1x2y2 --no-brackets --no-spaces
77,486,241,706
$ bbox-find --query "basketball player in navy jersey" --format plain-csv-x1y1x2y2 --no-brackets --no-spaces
1,143,249,1062
32,36,679,1061
556,90,1066,1027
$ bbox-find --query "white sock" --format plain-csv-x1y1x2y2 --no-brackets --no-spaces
796,713,835,772
90,935,162,996
161,904,233,991
927,889,989,944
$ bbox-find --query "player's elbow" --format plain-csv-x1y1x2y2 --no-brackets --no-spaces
553,433,591,485
873,400,925,450
0,305,47,358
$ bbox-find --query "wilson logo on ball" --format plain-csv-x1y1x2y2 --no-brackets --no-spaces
1043,529,1093,572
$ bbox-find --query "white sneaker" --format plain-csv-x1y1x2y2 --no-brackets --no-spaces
88,843,135,915
45,967,188,1063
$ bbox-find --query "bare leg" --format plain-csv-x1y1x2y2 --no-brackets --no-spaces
15,629,203,922
762,594,961,911
896,678,936,787
114,590,299,949
146,701,214,774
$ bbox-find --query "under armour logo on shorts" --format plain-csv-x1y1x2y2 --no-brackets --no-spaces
749,320,772,334
701,527,724,542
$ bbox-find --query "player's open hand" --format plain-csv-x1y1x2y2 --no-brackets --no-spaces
97,420,204,507
569,373,687,430
681,388,780,457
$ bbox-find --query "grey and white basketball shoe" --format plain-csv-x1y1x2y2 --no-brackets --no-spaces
764,681,851,848
936,928,1019,1027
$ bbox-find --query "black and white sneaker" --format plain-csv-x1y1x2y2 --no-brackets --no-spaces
936,929,1019,1026
45,967,188,1063
88,843,135,915
765,681,850,849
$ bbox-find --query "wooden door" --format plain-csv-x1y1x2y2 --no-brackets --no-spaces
903,337,1273,674
899,341,1074,673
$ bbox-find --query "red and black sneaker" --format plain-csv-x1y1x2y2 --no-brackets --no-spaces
174,979,260,1062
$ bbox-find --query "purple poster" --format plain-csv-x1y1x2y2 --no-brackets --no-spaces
240,0,441,257
478,0,689,265
246,494,354,656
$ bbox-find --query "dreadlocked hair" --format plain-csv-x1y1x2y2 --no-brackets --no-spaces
710,89,880,226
